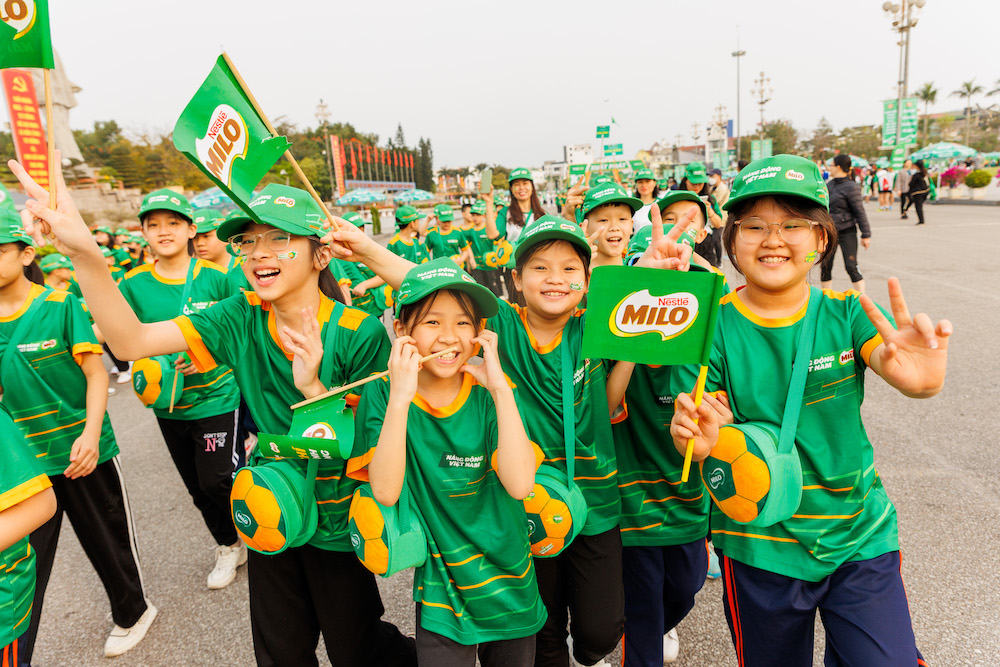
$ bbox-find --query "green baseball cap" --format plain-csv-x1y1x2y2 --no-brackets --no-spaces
341,211,365,228
684,162,709,184
138,189,193,223
508,167,532,183
114,227,130,236
93,225,114,235
589,174,614,186
634,168,655,181
625,223,698,264
39,253,72,273
193,209,225,234
395,205,421,226
470,200,486,215
655,190,708,226
513,215,591,263
394,258,498,318
582,183,643,217
433,204,454,222
0,209,33,246
127,232,147,247
216,184,327,242
723,155,830,211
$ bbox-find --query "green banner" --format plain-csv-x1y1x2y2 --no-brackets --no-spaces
882,99,898,148
568,159,643,176
751,140,761,161
604,143,623,156
0,0,53,69
899,97,919,147
890,145,908,170
673,165,685,181
257,392,355,461
581,266,724,366
596,125,610,138
173,55,291,210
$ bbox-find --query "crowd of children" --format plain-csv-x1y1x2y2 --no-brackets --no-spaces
0,151,951,667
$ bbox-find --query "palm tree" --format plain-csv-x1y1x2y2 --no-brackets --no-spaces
950,79,984,146
915,82,938,143
989,79,1000,97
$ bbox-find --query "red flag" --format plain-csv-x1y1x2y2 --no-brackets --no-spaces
408,153,414,169
394,151,399,167
365,144,371,162
349,143,357,178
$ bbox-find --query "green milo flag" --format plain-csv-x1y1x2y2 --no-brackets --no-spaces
256,392,356,462
173,55,290,214
581,265,724,366
0,1,53,69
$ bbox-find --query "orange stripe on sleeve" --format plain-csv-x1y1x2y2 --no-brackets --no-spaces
345,449,374,482
71,342,104,366
860,334,884,367
171,316,217,372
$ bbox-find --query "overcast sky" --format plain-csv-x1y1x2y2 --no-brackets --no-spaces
49,0,996,169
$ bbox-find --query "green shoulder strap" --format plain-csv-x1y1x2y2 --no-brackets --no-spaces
559,327,577,491
0,286,51,380
777,287,821,455
177,258,197,317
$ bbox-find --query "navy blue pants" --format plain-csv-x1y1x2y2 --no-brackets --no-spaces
622,539,708,667
720,551,926,666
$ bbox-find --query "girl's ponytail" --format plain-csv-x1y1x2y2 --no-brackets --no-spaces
318,268,347,304
16,242,44,285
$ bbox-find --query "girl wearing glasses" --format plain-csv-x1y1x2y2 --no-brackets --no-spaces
119,190,247,592
669,155,950,665
13,160,415,667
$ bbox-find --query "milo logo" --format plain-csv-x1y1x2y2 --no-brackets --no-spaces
839,349,855,365
303,422,336,440
527,518,537,536
0,1,37,38
274,196,296,208
234,510,252,527
785,170,805,181
610,289,699,341
708,467,725,490
350,533,360,549
41,339,56,350
195,104,249,187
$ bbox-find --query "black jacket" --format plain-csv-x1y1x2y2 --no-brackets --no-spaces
826,177,871,238
909,172,930,197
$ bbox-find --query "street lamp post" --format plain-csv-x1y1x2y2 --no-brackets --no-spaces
315,99,335,195
732,32,746,162
751,72,773,151
883,0,925,155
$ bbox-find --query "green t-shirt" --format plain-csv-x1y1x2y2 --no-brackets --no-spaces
0,285,119,476
227,256,251,293
612,363,709,547
350,375,546,644
175,291,390,551
335,260,388,317
673,287,897,582
465,226,499,272
486,301,620,535
424,226,470,265
119,259,241,421
0,404,51,647
386,232,432,266
110,246,132,272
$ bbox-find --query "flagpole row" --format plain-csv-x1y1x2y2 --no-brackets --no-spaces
43,69,55,208
220,52,340,230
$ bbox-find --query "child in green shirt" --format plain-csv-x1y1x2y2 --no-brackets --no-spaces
16,161,416,667
670,155,950,665
349,259,544,665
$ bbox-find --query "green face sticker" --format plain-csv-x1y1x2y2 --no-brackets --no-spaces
805,251,818,263
570,282,585,291
277,251,299,260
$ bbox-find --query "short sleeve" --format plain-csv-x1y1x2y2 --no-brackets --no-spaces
172,293,250,373
335,312,391,406
495,207,508,239
485,298,517,335
0,408,51,513
850,293,893,367
329,261,351,286
60,293,102,364
346,378,390,481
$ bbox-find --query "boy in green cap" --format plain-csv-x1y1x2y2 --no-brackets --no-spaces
120,187,247,590
669,154,947,666
348,259,544,665
93,225,133,272
387,205,432,266
424,203,471,268
39,253,73,291
12,156,417,666
465,199,503,297
581,183,643,269
192,209,234,269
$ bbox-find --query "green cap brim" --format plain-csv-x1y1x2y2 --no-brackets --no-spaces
583,194,644,217
394,259,499,318
513,217,592,263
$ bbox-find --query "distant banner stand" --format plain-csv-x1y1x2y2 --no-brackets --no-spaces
750,139,773,162
568,159,644,178
581,266,725,482
881,97,919,150
603,143,623,157
596,125,610,139
1,69,48,189
345,180,415,193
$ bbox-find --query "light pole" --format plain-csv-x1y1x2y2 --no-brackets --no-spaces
882,0,925,154
315,99,335,194
751,72,773,150
731,31,746,162
691,123,702,161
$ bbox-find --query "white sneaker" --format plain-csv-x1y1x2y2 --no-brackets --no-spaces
207,541,248,589
104,602,158,657
108,386,117,396
116,370,132,384
567,635,610,667
663,627,679,663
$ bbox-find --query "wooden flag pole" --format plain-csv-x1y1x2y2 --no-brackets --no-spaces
290,347,459,410
43,69,55,208
680,365,709,483
220,52,340,231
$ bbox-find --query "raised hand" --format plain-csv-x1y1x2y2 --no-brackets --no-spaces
670,390,722,462
280,307,326,398
460,330,508,394
387,335,421,405
860,277,951,398
9,150,98,257
561,174,589,222
637,203,695,271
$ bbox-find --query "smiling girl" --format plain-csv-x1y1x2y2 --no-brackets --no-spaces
486,167,546,300
12,160,416,667
671,155,950,666
349,259,543,666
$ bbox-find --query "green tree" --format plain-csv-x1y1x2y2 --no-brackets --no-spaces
806,117,837,160
491,165,510,190
951,79,984,146
394,123,406,149
415,137,434,190
915,82,938,144
74,121,122,166
736,120,799,157
107,142,142,189
836,125,883,160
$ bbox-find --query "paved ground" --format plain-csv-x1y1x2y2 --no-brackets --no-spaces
31,202,999,666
